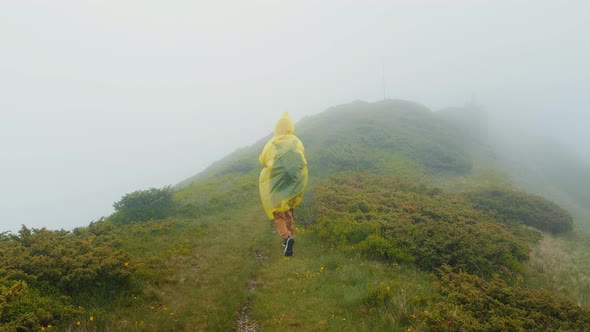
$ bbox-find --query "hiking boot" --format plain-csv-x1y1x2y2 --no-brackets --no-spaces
284,236,294,257
282,236,293,246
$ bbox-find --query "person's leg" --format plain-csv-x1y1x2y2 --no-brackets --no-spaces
285,209,294,238
272,211,290,240
283,209,295,256
273,210,295,256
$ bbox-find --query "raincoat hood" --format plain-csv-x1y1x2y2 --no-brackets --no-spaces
274,112,295,136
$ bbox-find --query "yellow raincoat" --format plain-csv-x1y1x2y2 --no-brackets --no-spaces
259,112,308,219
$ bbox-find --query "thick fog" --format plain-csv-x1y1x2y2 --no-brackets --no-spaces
1,1,589,233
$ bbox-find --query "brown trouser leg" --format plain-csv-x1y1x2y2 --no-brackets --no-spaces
273,209,294,240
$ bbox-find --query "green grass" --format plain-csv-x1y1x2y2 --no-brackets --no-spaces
525,229,590,307
119,207,268,331
60,199,437,331
60,202,268,331
251,230,435,332
56,199,590,331
57,172,589,331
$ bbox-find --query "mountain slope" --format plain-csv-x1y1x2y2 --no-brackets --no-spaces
491,134,590,230
140,101,587,330
434,103,590,230
2,99,590,331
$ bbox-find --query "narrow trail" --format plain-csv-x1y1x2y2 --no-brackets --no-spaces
235,248,269,332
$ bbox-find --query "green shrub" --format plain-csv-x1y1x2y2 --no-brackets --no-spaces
0,280,82,331
313,174,537,278
464,189,574,233
423,265,590,331
386,219,529,277
1,226,133,296
111,186,175,223
0,224,134,329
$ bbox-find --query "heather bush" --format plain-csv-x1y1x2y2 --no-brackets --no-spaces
0,224,135,329
0,279,82,331
111,186,175,223
2,226,133,295
464,189,574,233
423,265,590,331
313,173,538,278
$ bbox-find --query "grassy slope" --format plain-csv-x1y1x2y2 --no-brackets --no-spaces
68,201,271,331
78,188,434,331
437,106,590,308
120,205,270,331
252,232,434,331
436,104,590,231
162,100,590,329
4,99,589,330
83,100,457,330
526,231,590,306
490,134,590,231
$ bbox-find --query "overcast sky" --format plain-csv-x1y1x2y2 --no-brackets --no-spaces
2,1,589,233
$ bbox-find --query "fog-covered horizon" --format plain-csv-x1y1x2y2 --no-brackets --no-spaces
2,1,589,233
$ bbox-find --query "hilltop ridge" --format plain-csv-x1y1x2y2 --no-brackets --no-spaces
182,99,477,185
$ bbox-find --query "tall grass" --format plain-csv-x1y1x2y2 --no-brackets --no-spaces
526,230,590,306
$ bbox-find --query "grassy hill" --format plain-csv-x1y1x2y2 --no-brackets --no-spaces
489,132,590,231
2,100,590,331
436,103,590,232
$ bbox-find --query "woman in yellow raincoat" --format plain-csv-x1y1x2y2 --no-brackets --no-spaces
259,112,308,256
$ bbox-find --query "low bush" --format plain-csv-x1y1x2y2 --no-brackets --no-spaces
423,265,590,331
2,225,133,295
313,173,539,278
464,189,573,233
0,279,82,332
111,186,175,223
0,224,135,329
